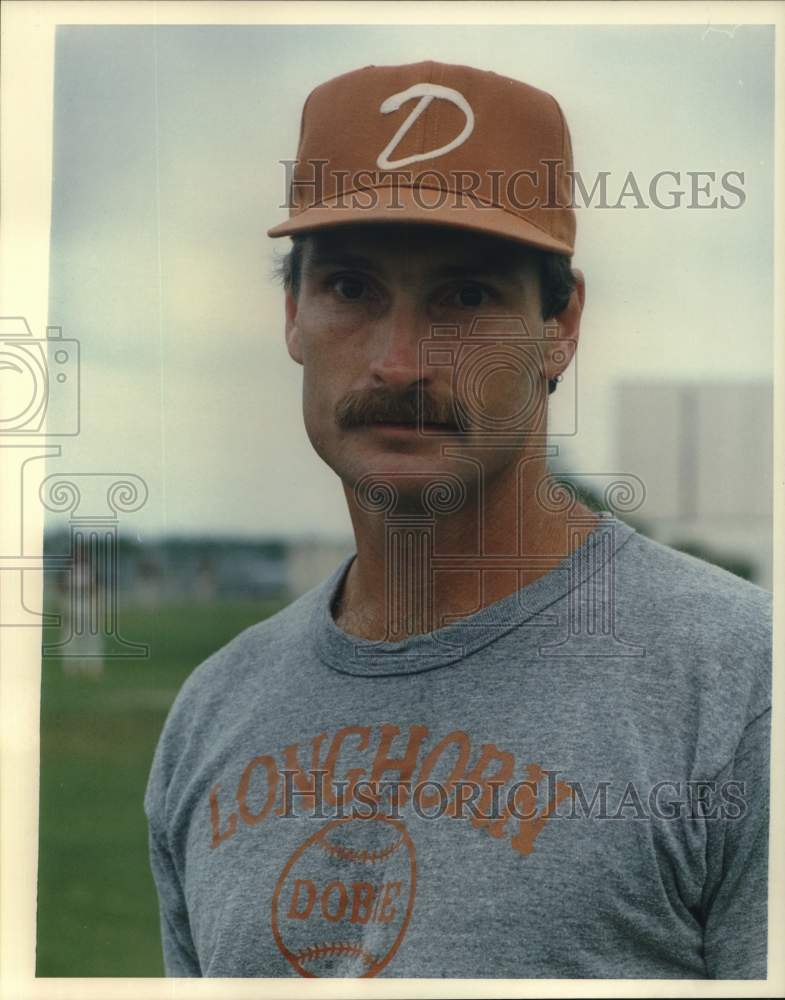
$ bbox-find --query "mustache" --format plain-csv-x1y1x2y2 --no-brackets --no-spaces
335,386,459,430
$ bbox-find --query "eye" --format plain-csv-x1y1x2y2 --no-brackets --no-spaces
332,275,368,301
448,283,493,309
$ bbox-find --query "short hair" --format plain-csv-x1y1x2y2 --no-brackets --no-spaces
274,232,576,392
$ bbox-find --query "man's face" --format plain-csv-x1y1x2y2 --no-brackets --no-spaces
284,224,567,498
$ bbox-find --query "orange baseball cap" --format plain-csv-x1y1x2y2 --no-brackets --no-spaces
267,60,576,255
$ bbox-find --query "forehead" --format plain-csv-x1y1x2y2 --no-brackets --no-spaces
301,224,537,281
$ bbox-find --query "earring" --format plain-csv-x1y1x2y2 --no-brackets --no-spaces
548,374,563,395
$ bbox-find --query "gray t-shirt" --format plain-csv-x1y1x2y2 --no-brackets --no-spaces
144,515,771,979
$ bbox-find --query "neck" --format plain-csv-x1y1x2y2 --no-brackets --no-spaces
334,448,599,641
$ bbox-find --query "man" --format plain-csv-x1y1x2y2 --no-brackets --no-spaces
145,61,771,980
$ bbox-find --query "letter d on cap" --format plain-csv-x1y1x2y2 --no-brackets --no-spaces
376,83,475,170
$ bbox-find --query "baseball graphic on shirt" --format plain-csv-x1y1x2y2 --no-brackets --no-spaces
271,815,416,977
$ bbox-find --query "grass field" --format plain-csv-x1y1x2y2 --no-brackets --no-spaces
36,598,285,977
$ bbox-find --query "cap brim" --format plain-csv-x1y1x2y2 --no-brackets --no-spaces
267,186,573,255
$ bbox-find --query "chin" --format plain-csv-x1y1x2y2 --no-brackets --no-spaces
345,450,461,482
332,445,476,518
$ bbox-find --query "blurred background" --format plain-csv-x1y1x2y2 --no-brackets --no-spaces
33,23,772,975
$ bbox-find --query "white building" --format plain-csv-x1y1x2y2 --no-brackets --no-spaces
615,380,773,588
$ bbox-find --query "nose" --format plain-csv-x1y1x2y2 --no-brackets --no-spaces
367,298,430,389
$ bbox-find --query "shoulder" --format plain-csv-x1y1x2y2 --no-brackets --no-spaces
616,529,771,646
167,576,331,724
612,528,771,756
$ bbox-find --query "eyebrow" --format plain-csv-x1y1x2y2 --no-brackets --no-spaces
305,248,526,283
306,250,379,272
432,262,522,280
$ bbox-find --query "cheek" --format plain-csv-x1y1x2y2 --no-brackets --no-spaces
459,346,541,406
299,367,337,460
300,361,335,424
468,370,540,428
298,329,353,431
297,296,368,355
296,303,369,405
483,366,529,401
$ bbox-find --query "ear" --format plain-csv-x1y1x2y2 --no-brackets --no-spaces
544,268,585,381
284,289,303,365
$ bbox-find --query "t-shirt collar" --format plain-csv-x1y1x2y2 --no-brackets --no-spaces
309,513,637,678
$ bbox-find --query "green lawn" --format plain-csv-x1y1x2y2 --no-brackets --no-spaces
36,599,285,977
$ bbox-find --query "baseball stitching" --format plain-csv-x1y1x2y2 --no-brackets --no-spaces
319,833,404,865
295,941,379,969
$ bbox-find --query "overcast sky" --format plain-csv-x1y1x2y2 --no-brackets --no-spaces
47,23,774,540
